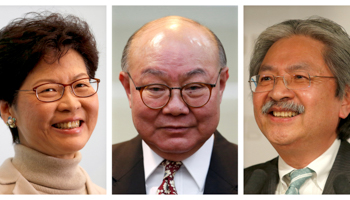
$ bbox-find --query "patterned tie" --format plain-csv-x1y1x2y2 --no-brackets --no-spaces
285,167,314,194
157,160,183,195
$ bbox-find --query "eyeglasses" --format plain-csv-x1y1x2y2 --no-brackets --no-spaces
128,69,222,109
18,78,100,102
249,71,335,93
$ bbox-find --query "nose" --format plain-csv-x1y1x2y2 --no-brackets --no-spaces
161,89,190,116
268,76,295,101
57,86,81,112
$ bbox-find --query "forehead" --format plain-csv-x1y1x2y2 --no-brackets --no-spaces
25,50,88,84
128,22,219,76
260,35,330,74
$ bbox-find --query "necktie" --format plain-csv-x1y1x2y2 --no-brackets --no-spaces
157,160,182,195
285,167,314,194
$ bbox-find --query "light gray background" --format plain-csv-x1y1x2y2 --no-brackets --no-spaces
244,6,350,168
0,6,106,189
112,6,238,145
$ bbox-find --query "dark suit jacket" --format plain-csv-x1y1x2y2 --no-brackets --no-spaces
244,140,350,194
112,130,238,194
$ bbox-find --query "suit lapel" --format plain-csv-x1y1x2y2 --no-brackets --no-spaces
112,135,146,194
323,140,350,194
203,131,238,194
262,157,279,194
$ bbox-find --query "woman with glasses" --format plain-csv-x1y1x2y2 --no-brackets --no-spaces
0,12,105,194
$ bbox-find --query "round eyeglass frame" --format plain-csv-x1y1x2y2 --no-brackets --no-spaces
127,69,222,109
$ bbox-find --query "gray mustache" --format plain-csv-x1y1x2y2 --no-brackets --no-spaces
261,101,305,114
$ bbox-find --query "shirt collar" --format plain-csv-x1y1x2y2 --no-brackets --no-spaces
142,134,214,192
278,139,341,189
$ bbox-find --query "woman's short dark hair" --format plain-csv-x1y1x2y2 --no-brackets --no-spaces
0,12,99,143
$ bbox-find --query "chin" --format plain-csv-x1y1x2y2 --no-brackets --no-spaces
155,139,197,154
57,139,89,153
265,130,299,147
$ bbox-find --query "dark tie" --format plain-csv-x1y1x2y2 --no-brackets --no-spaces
157,160,183,195
285,167,314,194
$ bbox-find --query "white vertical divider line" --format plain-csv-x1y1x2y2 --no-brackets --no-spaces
237,3,244,196
106,3,112,195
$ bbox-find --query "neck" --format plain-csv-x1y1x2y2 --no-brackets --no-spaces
12,144,87,193
150,146,201,161
273,135,337,169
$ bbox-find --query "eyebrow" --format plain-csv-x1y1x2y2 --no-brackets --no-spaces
32,72,89,86
140,68,166,78
140,68,208,79
259,63,312,73
259,65,274,73
184,68,207,78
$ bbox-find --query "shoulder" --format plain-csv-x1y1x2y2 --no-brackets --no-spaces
338,139,350,154
0,158,39,194
244,157,278,184
112,136,141,157
112,135,142,161
213,130,237,152
0,158,17,194
80,167,106,194
112,135,144,180
205,131,238,194
112,136,146,194
211,130,238,167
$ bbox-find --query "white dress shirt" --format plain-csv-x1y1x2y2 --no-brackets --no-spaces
142,134,214,195
276,139,341,194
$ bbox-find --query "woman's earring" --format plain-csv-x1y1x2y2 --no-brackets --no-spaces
7,116,16,128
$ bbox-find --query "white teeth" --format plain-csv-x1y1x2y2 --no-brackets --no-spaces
273,111,298,118
54,120,80,129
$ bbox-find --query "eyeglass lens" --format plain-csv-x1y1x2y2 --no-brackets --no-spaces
36,79,99,102
250,72,311,92
141,83,211,109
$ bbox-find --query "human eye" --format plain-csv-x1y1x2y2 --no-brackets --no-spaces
258,75,273,83
74,79,91,89
292,72,309,81
143,85,167,99
184,83,205,91
183,83,208,98
36,84,61,99
37,84,58,94
144,85,166,92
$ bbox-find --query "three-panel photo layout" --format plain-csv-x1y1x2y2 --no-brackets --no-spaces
0,5,350,196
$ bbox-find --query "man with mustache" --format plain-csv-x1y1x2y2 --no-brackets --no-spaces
112,16,238,194
244,17,350,194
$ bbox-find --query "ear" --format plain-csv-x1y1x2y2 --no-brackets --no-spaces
0,100,13,124
339,86,350,119
119,71,132,108
218,67,229,103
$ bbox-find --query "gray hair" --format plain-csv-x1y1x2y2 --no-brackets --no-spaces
249,16,350,140
121,16,227,72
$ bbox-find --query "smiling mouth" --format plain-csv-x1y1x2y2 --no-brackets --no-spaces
52,120,81,129
271,111,298,118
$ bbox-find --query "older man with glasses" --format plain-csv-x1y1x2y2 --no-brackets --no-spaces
112,16,237,195
244,17,350,194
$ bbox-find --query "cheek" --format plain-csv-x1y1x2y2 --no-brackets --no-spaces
16,98,51,128
252,94,265,116
83,96,99,129
195,96,220,132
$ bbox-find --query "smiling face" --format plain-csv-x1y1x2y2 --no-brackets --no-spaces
8,49,99,159
120,20,228,161
253,35,348,156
